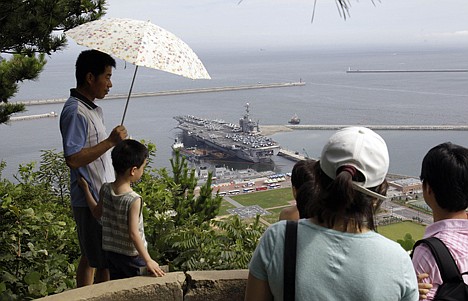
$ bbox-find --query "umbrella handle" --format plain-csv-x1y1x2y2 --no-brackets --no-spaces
121,65,139,125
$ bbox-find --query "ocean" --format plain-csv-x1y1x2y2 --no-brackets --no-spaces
2,46,468,180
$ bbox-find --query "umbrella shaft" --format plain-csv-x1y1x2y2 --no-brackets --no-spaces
121,65,139,125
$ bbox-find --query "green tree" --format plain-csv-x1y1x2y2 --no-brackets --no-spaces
36,149,70,206
134,147,263,272
0,100,25,124
167,150,222,225
138,149,225,269
0,0,107,123
0,146,265,298
0,152,77,300
397,233,416,251
170,215,264,271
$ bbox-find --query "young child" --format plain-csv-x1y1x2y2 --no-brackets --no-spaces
279,159,316,221
79,139,165,280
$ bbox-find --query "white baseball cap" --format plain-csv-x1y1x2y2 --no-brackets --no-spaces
320,127,389,201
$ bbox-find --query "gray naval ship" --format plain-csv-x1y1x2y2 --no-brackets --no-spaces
174,103,280,163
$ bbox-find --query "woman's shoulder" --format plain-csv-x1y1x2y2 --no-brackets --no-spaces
365,232,412,257
261,220,289,243
266,220,288,233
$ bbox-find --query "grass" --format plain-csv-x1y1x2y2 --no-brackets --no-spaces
217,188,292,219
221,188,428,244
377,221,426,242
228,188,293,222
218,199,237,216
231,188,293,208
261,207,285,224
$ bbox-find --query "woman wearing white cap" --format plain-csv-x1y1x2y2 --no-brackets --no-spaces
245,127,418,301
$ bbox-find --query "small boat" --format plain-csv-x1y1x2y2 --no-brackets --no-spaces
288,114,300,125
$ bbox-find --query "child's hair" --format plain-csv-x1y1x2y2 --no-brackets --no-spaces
291,159,316,218
291,159,316,190
420,142,468,212
111,139,148,175
75,50,116,87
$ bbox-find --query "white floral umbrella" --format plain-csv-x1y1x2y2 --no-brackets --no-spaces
66,18,211,124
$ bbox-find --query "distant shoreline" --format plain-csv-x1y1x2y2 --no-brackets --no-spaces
15,81,306,106
346,69,468,73
260,124,468,135
9,114,468,134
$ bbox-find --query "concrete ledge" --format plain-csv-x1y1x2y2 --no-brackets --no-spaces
35,270,248,301
35,272,185,301
185,270,248,301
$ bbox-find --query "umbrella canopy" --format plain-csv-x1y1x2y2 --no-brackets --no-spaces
66,18,210,124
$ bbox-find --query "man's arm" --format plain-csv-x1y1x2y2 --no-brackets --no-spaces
128,198,165,277
77,177,103,219
412,246,438,300
65,125,127,169
417,273,433,300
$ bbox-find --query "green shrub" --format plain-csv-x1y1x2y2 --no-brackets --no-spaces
0,153,77,300
0,145,264,299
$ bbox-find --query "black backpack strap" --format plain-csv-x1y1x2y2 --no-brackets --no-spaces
413,237,463,283
284,220,298,301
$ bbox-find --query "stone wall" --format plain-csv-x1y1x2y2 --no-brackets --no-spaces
35,270,248,301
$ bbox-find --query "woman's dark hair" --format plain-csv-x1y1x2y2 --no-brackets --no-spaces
300,162,388,232
111,139,148,175
75,50,116,87
291,159,316,218
420,142,468,212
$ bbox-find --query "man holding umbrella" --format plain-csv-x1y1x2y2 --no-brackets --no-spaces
60,49,127,286
62,17,210,286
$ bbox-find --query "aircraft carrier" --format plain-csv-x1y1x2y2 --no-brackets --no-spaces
174,103,280,163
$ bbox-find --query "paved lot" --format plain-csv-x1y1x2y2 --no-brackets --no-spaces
227,205,271,219
377,199,433,225
215,175,434,226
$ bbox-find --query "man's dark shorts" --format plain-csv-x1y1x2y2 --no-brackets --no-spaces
73,206,108,268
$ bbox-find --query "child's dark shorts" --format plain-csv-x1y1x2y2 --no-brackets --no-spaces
107,251,146,280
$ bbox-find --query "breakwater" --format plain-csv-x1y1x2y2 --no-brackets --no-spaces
277,149,309,161
346,69,468,73
286,124,468,131
10,112,58,122
17,81,305,106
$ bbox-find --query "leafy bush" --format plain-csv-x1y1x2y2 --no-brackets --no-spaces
138,148,264,271
169,215,264,271
0,146,265,299
0,153,78,300
397,233,416,251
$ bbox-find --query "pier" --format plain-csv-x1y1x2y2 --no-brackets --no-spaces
277,149,309,162
286,124,468,131
16,81,305,106
10,112,58,122
346,69,468,74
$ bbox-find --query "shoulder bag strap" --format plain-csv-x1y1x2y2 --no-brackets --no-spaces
284,220,298,301
413,237,462,283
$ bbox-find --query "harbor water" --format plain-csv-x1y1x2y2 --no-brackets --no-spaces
1,46,468,179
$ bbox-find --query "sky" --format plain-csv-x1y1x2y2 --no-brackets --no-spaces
94,0,468,51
